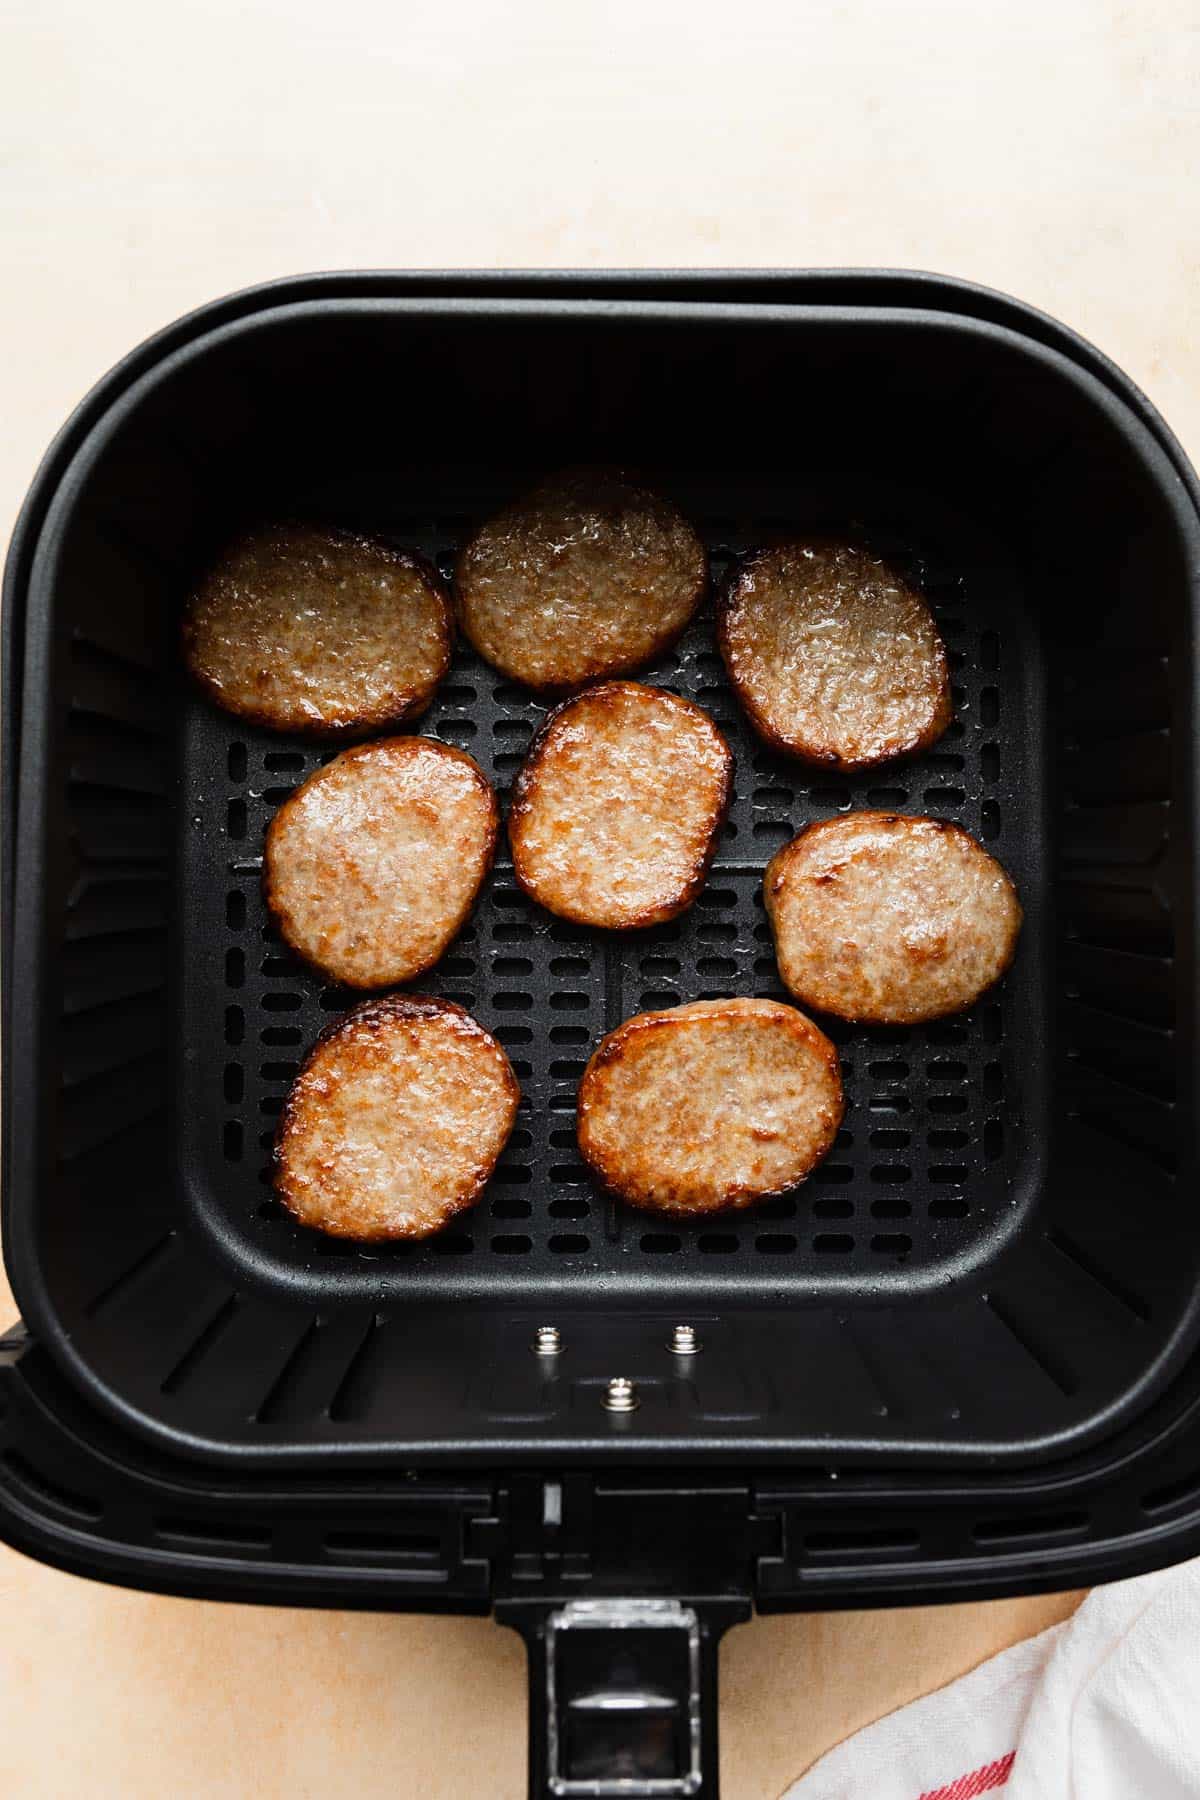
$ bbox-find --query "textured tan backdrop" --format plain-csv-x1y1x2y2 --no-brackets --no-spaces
3,0,1195,1791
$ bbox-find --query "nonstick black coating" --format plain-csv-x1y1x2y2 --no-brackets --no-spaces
5,288,1200,1468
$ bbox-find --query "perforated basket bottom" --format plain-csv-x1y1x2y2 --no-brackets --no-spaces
177,478,1046,1305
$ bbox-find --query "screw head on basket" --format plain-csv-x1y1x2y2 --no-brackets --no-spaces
668,1324,701,1355
532,1325,562,1356
603,1376,640,1413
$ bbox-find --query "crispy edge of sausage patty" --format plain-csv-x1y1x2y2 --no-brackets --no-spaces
274,994,520,1241
454,469,707,693
764,811,1023,1024
576,997,845,1215
716,538,952,770
263,737,499,989
508,681,734,928
182,522,454,736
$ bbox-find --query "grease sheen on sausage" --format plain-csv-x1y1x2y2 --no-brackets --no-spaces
456,470,706,692
275,995,519,1241
577,998,844,1215
183,523,452,735
718,539,951,769
765,811,1022,1023
509,681,733,928
264,737,498,988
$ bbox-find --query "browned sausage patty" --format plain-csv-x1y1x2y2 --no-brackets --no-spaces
718,539,951,769
765,812,1022,1024
577,998,844,1215
509,682,733,929
455,470,706,692
264,737,498,988
183,523,453,734
275,995,519,1241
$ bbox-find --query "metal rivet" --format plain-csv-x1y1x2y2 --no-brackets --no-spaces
533,1325,562,1356
603,1376,639,1413
668,1324,701,1356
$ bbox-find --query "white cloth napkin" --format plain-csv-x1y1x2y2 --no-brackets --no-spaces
783,1556,1200,1800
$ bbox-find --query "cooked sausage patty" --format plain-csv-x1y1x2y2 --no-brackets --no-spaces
509,682,733,929
765,812,1022,1023
275,995,519,1241
455,469,706,692
718,539,951,769
577,998,844,1215
264,737,497,988
183,523,452,734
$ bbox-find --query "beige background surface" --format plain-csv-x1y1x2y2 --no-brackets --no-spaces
1,0,1196,1793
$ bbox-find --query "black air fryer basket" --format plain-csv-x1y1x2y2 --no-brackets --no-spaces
5,271,1200,1797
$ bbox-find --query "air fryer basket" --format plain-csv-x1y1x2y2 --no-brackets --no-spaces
8,289,1199,1467
4,273,1200,1797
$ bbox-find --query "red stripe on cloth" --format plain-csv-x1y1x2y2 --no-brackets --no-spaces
916,1750,1015,1800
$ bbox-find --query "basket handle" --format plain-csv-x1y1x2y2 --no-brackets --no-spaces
499,1597,745,1798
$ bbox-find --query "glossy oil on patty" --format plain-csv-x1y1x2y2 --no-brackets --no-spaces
509,681,733,928
183,523,452,734
718,538,951,769
765,811,1022,1023
275,995,519,1241
456,469,706,691
264,737,498,988
577,998,844,1215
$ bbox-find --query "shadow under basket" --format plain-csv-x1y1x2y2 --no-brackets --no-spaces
5,276,1200,1479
